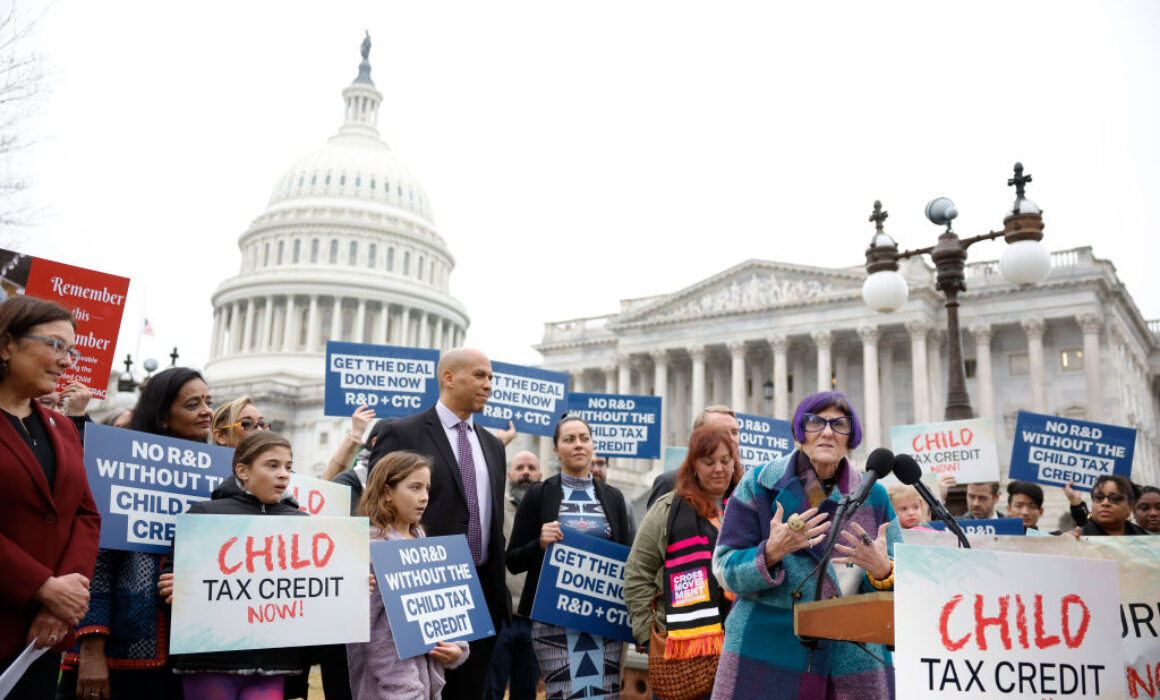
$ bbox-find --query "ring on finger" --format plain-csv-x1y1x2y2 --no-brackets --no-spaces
860,533,873,547
787,514,805,532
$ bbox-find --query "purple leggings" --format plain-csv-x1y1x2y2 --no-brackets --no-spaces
182,673,285,700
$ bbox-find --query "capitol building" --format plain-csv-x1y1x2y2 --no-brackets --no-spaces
536,237,1160,515
204,37,468,473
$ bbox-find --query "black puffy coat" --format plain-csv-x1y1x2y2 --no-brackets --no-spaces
166,477,310,675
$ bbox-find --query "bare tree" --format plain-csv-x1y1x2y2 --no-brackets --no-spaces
0,3,47,233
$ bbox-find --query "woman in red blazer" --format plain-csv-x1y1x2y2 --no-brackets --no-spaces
0,295,101,699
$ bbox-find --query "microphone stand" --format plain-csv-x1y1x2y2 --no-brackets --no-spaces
915,485,971,549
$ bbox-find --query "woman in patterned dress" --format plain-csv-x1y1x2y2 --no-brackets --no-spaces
506,416,633,699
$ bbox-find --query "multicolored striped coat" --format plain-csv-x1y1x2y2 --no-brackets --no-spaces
711,451,901,700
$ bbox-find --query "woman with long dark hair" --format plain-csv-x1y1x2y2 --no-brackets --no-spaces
0,296,101,700
61,367,212,700
506,416,632,699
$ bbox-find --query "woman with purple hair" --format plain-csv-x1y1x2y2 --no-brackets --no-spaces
710,391,901,700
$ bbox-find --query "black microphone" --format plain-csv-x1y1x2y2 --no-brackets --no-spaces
893,454,971,549
806,447,896,603
847,447,896,508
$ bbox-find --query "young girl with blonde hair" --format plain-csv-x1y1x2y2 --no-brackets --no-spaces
347,451,468,699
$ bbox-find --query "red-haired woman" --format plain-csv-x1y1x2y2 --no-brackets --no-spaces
624,425,743,696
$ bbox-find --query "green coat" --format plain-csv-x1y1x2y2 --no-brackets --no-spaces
623,491,675,645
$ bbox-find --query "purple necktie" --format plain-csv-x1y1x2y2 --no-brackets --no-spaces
455,421,483,563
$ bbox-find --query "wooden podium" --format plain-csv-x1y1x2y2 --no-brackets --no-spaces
792,592,894,647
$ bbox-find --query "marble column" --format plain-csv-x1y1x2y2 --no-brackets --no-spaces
928,331,945,420
727,342,746,412
833,342,849,393
791,352,806,410
617,354,631,395
270,299,285,353
812,331,832,393
571,370,585,393
390,306,405,345
689,345,707,413
906,320,931,423
769,335,789,420
283,296,298,351
209,307,223,359
603,365,617,393
652,350,669,447
880,340,895,438
374,303,389,345
225,302,241,354
355,298,367,343
258,296,274,352
858,325,881,449
751,353,767,415
306,296,320,352
969,324,995,421
1077,314,1103,421
240,299,254,352
1022,318,1048,413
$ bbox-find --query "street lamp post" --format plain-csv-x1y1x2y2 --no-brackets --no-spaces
861,163,1052,421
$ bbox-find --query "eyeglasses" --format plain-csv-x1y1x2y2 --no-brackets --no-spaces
21,334,82,366
1092,492,1127,505
802,413,853,435
237,419,269,432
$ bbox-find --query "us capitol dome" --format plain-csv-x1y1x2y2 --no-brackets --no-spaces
205,34,468,473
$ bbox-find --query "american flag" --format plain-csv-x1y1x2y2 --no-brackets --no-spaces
143,318,155,336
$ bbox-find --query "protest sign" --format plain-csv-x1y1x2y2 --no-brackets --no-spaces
0,247,129,399
323,341,439,417
663,446,688,472
370,534,494,659
83,423,233,553
170,515,369,654
531,531,634,644
895,544,1124,699
287,473,351,517
474,361,568,437
899,530,1160,697
928,517,1025,536
890,417,1000,485
736,413,794,470
1009,411,1136,491
565,393,662,459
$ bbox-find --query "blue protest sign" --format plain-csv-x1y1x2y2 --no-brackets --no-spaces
565,393,662,459
83,423,234,553
736,413,795,470
323,341,439,418
370,535,494,659
474,361,569,437
928,518,1026,536
531,531,634,644
1009,411,1136,491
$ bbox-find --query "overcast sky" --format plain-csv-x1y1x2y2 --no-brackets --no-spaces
11,0,1160,380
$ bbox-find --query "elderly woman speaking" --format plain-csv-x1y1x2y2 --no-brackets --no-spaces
711,391,900,700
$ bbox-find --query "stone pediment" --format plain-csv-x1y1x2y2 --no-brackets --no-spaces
611,259,863,327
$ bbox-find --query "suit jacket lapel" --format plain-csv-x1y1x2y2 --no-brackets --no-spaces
424,406,466,500
0,408,54,507
35,403,72,501
593,480,622,545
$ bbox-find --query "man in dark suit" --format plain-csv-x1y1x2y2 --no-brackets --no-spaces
368,347,510,698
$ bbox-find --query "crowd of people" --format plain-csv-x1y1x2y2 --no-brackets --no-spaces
2,294,1158,700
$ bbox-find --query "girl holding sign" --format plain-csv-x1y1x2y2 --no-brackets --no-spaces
506,416,633,700
348,451,468,699
158,431,309,699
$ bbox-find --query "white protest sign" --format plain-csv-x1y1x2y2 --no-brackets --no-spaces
895,543,1124,699
171,515,369,654
890,417,1000,485
287,473,352,517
